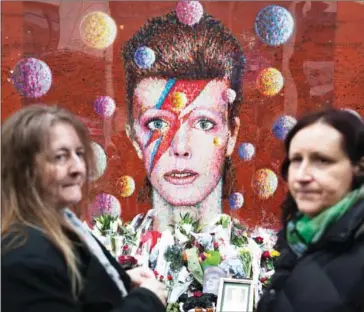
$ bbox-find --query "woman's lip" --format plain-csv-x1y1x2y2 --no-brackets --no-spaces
164,171,199,185
63,183,81,188
296,190,320,196
296,190,320,194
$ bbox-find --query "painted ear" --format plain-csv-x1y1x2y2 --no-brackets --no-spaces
125,124,143,160
226,117,240,157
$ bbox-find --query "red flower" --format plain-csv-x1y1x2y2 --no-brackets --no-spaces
262,251,271,259
118,255,137,266
167,275,173,281
260,277,267,283
200,253,206,261
159,275,164,281
254,236,264,244
213,242,219,249
122,244,129,251
153,270,158,277
193,291,203,297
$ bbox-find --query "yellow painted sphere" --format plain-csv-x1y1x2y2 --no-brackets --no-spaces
119,175,135,198
256,68,284,96
80,11,117,49
252,168,278,199
171,92,188,111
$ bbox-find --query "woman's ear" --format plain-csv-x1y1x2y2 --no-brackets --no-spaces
354,156,364,176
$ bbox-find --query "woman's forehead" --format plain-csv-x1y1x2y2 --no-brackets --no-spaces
289,123,345,156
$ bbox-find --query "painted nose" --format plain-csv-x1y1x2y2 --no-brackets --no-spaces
170,127,191,158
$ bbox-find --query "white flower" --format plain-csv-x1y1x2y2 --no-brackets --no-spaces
181,223,193,235
92,227,102,238
95,220,103,231
111,220,119,233
175,228,189,244
125,224,135,233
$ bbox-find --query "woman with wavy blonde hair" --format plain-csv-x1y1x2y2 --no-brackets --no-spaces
2,104,167,312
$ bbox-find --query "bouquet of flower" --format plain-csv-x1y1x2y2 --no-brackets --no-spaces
92,214,137,260
91,211,278,311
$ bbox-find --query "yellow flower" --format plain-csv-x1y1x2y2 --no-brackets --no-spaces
270,250,280,257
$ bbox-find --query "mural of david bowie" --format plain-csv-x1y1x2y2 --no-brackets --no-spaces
122,9,246,232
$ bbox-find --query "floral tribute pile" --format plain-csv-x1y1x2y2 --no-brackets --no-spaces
87,210,279,312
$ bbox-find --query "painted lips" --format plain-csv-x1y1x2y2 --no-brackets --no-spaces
164,170,199,185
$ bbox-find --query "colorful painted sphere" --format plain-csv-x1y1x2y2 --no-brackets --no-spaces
256,68,284,96
79,11,117,49
238,143,255,161
11,57,52,98
118,176,136,198
171,92,188,111
91,142,107,181
94,96,116,117
255,5,294,46
89,193,121,217
252,169,278,200
176,0,203,26
213,137,222,147
229,192,244,210
272,115,297,141
134,46,156,69
222,88,236,104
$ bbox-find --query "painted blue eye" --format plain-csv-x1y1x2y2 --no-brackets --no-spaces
147,119,168,131
195,119,215,131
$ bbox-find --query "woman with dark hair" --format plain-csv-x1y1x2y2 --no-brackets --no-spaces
257,108,364,312
2,105,167,312
122,9,245,231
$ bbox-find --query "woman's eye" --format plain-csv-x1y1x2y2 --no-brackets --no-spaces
290,157,301,163
146,119,169,132
55,154,66,162
315,157,331,165
76,151,85,159
194,119,215,131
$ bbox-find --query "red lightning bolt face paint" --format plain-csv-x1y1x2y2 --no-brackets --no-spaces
145,79,209,173
132,78,236,207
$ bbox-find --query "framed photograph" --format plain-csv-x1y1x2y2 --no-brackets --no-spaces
216,278,254,312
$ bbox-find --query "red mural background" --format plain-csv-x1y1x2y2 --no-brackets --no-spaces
2,1,364,229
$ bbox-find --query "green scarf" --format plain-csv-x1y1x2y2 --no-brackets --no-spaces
287,185,364,257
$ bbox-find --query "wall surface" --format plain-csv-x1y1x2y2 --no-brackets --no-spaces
2,1,363,229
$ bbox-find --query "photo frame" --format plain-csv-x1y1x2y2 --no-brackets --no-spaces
216,278,254,312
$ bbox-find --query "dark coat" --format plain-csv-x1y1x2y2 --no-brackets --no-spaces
257,199,364,312
1,226,166,312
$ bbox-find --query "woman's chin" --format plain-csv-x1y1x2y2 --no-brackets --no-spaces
297,202,325,218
